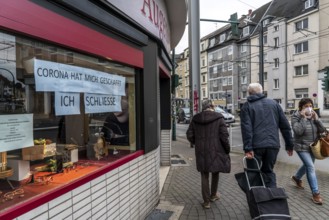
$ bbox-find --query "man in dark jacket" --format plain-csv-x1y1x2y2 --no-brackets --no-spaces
186,100,231,209
240,83,294,187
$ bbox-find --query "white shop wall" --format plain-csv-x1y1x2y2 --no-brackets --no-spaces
16,149,160,220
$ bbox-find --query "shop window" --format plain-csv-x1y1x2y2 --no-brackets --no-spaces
0,32,137,212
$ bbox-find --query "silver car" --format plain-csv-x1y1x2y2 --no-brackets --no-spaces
214,107,235,124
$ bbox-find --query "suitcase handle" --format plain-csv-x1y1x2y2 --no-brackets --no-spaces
243,156,266,190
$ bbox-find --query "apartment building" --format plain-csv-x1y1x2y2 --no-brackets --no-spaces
174,0,328,116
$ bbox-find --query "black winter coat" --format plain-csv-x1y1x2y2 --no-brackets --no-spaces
186,110,231,173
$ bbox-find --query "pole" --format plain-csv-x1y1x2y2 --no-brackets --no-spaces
259,22,264,89
171,49,176,141
188,0,201,115
188,0,200,148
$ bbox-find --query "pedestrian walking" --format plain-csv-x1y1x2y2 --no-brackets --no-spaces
240,83,294,188
290,98,325,205
186,100,231,209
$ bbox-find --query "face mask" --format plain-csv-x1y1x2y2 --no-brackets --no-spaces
305,107,312,117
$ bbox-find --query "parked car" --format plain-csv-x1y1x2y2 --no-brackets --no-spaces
214,106,235,124
177,107,190,124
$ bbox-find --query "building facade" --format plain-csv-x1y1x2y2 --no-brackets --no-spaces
174,0,329,116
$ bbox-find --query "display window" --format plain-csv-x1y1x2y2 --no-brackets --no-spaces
0,31,137,213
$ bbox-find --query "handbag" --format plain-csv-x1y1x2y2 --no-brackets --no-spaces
310,139,326,160
320,137,329,157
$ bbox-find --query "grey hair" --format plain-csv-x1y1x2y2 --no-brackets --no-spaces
248,83,263,95
202,100,214,111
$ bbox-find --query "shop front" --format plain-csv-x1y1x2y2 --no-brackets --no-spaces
0,1,186,219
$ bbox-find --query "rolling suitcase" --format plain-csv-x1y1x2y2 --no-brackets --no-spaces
235,157,291,220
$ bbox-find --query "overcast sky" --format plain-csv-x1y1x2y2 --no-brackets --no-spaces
174,0,270,54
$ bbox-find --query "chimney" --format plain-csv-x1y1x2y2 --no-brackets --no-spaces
248,9,252,16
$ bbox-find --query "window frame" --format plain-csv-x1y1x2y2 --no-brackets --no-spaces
294,41,308,54
295,65,309,76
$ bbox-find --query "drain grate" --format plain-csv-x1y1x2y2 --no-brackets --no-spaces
171,154,189,166
145,209,173,220
171,159,186,164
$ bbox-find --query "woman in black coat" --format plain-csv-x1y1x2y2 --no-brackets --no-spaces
186,100,231,209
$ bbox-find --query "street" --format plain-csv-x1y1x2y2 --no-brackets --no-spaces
174,122,329,172
175,122,243,149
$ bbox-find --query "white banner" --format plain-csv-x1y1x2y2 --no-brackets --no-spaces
85,93,122,114
34,59,126,95
0,114,34,151
55,92,81,116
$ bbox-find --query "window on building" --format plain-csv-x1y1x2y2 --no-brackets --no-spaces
201,57,205,67
264,72,268,81
274,25,279,31
295,65,309,76
241,43,247,53
228,62,233,70
222,78,227,86
274,58,279,68
228,45,233,55
202,75,206,83
220,34,226,43
201,43,204,51
213,80,218,87
213,66,218,74
295,18,308,31
295,88,309,98
242,91,247,98
305,0,315,9
228,76,233,85
295,41,308,54
210,38,215,47
274,37,279,48
217,63,222,73
241,60,247,69
242,26,250,37
217,50,223,59
241,75,247,84
264,53,268,62
263,19,270,27
208,53,213,63
274,79,279,89
223,62,228,72
202,88,206,97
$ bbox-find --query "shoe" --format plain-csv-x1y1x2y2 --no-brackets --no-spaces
201,202,210,209
312,193,323,205
291,176,304,189
210,193,220,202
